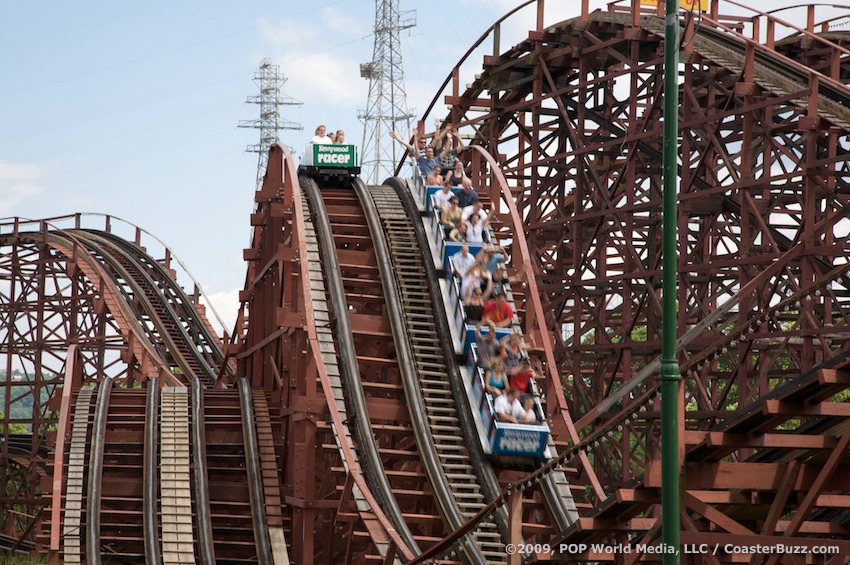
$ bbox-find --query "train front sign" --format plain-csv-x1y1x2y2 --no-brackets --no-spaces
490,424,549,458
299,143,361,182
313,144,356,166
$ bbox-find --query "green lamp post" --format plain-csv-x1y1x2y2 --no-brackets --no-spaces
660,0,682,564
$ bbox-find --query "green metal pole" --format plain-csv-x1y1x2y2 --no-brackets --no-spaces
661,0,681,564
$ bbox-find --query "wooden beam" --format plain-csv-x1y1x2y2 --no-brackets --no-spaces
764,430,850,565
684,430,837,450
646,461,850,491
759,461,801,538
684,492,755,536
762,400,850,418
818,368,850,385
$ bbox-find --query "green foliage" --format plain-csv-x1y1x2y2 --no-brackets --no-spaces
0,413,28,434
1,370,58,433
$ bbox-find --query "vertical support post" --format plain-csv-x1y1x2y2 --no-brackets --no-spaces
660,0,681,564
507,490,523,565
536,0,544,32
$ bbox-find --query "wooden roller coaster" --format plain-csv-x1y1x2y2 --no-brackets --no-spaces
3,1,850,563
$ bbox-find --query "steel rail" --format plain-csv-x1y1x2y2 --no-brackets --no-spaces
355,178,491,564
300,175,421,556
71,230,218,384
142,377,164,565
85,377,114,565
188,377,216,565
237,378,274,565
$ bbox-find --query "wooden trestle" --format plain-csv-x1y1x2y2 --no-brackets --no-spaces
4,2,850,563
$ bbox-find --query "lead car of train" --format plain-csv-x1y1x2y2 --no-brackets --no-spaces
299,143,360,183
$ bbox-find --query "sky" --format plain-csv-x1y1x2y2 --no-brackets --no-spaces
1,1,845,335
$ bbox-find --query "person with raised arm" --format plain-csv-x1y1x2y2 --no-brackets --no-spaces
475,320,504,370
437,122,464,173
500,331,528,374
389,130,443,176
509,360,534,393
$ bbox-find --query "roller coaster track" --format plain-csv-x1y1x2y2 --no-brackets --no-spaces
61,228,221,562
1,225,266,563
299,172,505,562
358,180,502,563
299,174,421,558
68,229,223,385
273,159,416,564
387,177,581,536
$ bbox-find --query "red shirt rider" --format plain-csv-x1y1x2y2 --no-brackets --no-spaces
481,293,513,328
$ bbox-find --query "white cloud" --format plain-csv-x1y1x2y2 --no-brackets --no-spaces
260,18,321,49
277,49,367,109
0,161,48,217
323,6,362,35
258,14,369,111
202,288,240,337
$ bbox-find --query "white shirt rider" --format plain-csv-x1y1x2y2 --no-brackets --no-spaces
493,391,524,422
311,125,333,145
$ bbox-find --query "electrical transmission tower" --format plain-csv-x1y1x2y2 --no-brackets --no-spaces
239,58,303,189
358,0,416,184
